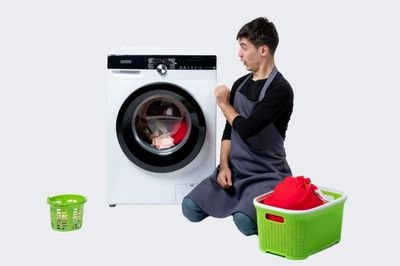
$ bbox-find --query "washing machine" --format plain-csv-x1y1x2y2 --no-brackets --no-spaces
107,47,217,205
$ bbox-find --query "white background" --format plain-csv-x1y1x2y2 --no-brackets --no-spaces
1,0,399,265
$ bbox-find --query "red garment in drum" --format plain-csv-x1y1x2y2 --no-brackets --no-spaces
172,120,188,144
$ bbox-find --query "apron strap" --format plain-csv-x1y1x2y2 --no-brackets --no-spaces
235,73,252,94
258,66,278,101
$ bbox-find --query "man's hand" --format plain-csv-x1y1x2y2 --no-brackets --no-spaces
214,85,239,125
217,165,232,188
214,85,231,106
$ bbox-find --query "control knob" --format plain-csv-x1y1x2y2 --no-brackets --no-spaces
156,64,168,75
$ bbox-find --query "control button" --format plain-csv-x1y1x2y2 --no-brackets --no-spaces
156,64,168,75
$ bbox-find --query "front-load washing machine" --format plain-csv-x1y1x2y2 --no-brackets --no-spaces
107,47,216,205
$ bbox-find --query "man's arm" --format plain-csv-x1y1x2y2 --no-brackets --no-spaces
232,84,293,138
214,85,239,126
217,140,232,188
214,84,237,188
219,139,231,169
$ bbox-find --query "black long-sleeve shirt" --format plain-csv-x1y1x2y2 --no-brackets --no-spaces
222,72,294,141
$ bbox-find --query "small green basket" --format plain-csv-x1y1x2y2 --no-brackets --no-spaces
47,194,87,232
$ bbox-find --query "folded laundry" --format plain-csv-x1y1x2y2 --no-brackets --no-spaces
262,176,325,211
152,133,175,149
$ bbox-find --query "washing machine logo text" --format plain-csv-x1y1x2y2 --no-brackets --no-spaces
120,59,132,64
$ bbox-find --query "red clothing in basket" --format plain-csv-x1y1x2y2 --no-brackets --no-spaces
262,176,324,210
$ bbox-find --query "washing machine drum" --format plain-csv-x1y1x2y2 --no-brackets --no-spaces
116,82,206,173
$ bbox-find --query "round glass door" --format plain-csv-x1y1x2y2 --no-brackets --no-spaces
116,82,206,172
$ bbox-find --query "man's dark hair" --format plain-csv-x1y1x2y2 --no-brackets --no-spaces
236,17,279,55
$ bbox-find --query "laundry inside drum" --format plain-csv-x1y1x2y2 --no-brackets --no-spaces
133,97,191,152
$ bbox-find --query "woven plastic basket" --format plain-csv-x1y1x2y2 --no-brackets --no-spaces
253,188,347,260
47,194,87,232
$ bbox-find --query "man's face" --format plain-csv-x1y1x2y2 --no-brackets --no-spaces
238,38,263,72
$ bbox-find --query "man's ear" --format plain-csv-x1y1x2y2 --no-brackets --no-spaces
259,45,269,56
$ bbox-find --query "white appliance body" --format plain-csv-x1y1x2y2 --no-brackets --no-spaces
107,48,216,205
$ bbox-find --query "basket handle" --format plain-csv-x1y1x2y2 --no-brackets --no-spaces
265,213,284,223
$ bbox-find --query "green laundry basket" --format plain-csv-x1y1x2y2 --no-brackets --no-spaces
253,188,347,260
47,194,87,232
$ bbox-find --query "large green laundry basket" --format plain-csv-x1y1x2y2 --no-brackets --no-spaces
47,194,87,232
253,188,347,260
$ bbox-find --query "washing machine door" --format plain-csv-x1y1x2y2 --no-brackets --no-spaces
116,82,206,173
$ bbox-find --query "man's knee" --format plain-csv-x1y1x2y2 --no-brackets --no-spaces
181,197,208,222
232,212,258,236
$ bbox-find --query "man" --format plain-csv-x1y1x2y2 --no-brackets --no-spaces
182,17,293,236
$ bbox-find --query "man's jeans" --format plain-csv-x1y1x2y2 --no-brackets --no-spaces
181,197,257,236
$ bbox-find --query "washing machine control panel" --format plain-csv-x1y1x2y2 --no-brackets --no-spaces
148,58,176,70
108,55,216,70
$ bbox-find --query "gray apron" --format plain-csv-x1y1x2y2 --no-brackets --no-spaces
186,67,291,222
